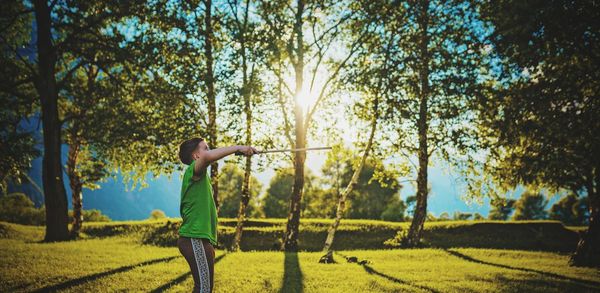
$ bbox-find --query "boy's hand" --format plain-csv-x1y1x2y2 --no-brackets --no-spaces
237,146,259,156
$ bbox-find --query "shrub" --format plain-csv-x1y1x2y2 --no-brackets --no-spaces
0,193,45,225
68,209,111,222
88,218,582,253
149,209,167,220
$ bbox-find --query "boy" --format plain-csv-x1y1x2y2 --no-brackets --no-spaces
177,138,258,293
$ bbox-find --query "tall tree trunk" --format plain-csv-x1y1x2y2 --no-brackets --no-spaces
405,0,430,248
233,149,252,251
34,0,70,242
66,133,83,238
282,0,306,252
319,98,379,263
204,0,219,210
570,168,600,267
233,21,252,251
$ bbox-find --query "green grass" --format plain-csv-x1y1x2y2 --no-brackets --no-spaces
1,221,598,292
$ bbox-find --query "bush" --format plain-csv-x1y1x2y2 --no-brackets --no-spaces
68,209,111,222
473,213,485,221
384,221,578,252
149,209,166,220
80,218,580,253
453,211,472,220
0,193,45,225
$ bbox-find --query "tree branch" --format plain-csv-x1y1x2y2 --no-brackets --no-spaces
0,34,37,77
56,59,86,90
304,30,370,129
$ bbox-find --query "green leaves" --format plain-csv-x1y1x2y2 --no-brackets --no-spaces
476,0,599,199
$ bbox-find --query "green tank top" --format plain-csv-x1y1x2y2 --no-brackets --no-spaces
179,161,218,245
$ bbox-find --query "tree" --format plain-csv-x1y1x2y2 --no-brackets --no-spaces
320,150,402,262
405,195,417,219
262,168,320,218
0,2,38,197
262,169,293,218
31,0,71,241
345,161,401,220
221,0,270,252
0,97,39,197
61,53,195,237
480,0,599,267
488,198,516,220
203,0,220,208
550,194,589,226
351,0,489,247
512,191,548,220
1,1,197,240
381,198,407,222
257,0,367,251
473,213,484,221
130,0,226,208
217,163,262,218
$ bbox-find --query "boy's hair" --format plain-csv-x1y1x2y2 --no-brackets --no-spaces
178,138,204,165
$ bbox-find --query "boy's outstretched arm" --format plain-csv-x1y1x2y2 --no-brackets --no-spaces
193,145,258,176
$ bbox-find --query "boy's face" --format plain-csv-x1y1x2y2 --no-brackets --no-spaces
191,141,209,161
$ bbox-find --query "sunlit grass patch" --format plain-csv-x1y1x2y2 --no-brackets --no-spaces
1,221,597,293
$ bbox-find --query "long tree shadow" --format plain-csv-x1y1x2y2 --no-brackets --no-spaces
150,253,227,293
279,252,304,293
334,252,440,293
31,255,181,292
443,249,600,290
361,264,441,293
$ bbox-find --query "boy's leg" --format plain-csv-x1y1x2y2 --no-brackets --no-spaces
200,238,215,291
189,237,214,293
177,237,201,292
178,237,214,292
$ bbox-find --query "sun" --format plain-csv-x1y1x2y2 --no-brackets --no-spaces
295,85,317,112
296,84,321,112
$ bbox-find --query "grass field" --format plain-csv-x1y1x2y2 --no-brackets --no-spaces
1,221,599,292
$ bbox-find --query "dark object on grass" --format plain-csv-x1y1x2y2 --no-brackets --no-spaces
319,251,335,264
346,256,358,263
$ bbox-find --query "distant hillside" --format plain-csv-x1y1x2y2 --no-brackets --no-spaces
10,148,184,221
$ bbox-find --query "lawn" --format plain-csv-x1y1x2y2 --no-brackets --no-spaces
1,221,598,292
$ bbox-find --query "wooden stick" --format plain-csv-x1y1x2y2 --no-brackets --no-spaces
236,146,332,156
258,146,332,154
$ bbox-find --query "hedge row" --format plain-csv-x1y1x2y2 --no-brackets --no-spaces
80,219,581,252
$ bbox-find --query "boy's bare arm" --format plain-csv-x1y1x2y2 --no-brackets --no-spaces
193,145,257,176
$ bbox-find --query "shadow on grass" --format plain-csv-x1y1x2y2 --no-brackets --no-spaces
334,252,439,293
31,255,181,293
443,249,600,290
361,264,441,293
279,252,304,293
150,253,227,293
